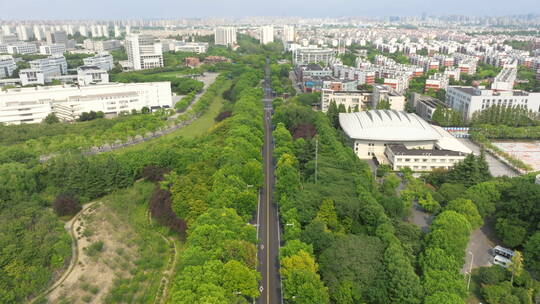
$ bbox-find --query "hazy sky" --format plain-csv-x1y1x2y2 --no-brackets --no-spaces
1,0,539,20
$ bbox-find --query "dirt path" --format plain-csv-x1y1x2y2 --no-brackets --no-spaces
147,211,180,304
28,202,99,304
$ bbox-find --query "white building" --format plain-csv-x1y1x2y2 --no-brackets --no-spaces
5,43,38,55
339,110,471,171
45,31,68,47
19,69,46,86
83,39,122,52
282,25,295,42
293,47,337,66
39,44,66,56
446,86,540,121
77,66,109,86
260,25,274,45
83,52,114,71
0,55,16,78
165,41,208,54
214,27,237,46
321,89,371,112
30,55,68,75
125,34,164,71
16,25,33,41
372,84,406,111
0,82,172,124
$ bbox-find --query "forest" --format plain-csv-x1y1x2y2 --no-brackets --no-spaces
272,93,540,304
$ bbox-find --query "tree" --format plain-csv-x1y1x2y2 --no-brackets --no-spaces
446,198,483,230
509,251,523,286
524,232,540,274
418,192,440,214
424,292,465,304
44,113,60,124
53,193,81,216
495,218,527,248
315,199,339,231
222,260,260,299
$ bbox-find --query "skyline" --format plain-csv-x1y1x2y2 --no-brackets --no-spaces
1,0,540,20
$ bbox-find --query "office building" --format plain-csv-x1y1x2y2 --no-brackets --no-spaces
125,34,164,70
83,39,122,52
3,43,38,55
339,110,471,171
260,25,274,45
214,27,237,46
77,66,109,86
411,93,447,122
83,52,114,71
0,55,16,78
39,44,66,56
0,82,172,124
19,69,47,86
446,86,540,121
30,55,68,75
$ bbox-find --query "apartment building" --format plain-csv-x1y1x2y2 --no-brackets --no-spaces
283,25,295,42
260,25,274,45
214,27,237,46
125,34,164,70
321,89,371,112
411,93,447,122
83,52,114,71
372,84,406,111
446,86,540,120
0,82,172,124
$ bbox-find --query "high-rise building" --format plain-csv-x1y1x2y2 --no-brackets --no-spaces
16,25,34,41
33,25,44,41
125,34,164,70
283,25,295,42
260,25,274,45
79,25,88,37
45,31,68,47
102,25,109,38
214,27,237,46
114,25,122,38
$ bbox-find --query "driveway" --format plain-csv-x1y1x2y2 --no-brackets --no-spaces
461,221,499,273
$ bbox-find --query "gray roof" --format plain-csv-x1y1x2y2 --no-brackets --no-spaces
388,144,466,157
339,110,442,141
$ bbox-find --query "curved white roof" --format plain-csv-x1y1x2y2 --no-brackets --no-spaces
339,110,442,141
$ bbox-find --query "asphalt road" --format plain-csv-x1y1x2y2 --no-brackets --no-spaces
257,59,282,304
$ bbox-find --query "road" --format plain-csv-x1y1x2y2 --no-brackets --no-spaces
257,58,282,304
458,138,518,177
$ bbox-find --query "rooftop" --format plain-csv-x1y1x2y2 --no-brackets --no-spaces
339,110,442,141
388,144,466,157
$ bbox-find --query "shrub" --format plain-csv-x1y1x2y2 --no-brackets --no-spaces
53,193,81,216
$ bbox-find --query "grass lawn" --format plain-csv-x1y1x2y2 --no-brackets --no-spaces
112,79,231,154
173,87,226,139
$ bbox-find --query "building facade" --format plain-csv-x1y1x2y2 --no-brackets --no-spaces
125,34,164,70
39,44,66,55
260,25,274,45
0,55,16,78
214,27,237,46
0,82,172,124
446,86,540,120
293,47,337,66
83,52,114,71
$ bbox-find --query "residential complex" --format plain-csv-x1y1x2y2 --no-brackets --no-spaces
125,34,164,70
293,47,337,66
0,82,172,124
